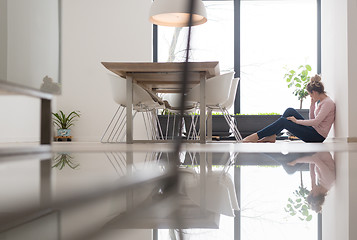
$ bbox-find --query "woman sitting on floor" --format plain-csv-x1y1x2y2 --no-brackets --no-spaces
243,75,336,143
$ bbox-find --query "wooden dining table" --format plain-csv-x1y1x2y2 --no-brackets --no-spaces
101,61,220,144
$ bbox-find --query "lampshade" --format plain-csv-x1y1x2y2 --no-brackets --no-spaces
149,0,207,27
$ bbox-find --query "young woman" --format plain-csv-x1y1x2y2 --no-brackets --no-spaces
242,75,336,143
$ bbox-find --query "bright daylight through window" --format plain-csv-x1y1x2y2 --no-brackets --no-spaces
156,0,318,239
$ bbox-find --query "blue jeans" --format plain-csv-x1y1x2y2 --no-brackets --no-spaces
257,108,325,143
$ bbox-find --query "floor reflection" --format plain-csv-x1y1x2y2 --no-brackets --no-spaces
0,149,337,239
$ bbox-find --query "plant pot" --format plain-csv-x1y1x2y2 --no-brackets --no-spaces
57,129,71,137
235,115,282,138
157,115,181,139
184,115,232,138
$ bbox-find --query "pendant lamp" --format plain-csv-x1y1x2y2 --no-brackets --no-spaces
149,0,207,27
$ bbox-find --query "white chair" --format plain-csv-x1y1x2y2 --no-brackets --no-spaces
185,72,242,141
186,72,233,107
160,93,199,139
101,74,164,143
208,77,242,141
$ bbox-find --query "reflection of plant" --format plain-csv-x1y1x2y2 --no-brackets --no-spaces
285,184,312,221
52,153,79,170
284,65,312,109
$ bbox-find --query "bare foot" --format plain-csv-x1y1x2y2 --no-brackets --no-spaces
242,133,259,143
257,135,276,143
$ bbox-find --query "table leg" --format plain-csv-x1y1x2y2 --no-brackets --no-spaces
200,152,206,209
207,109,212,141
200,75,206,144
126,76,133,144
40,158,52,208
126,151,133,209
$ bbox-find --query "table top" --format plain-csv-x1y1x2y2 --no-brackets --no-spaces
101,61,220,93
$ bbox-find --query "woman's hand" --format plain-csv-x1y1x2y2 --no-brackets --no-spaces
287,116,297,123
311,97,317,104
287,160,297,166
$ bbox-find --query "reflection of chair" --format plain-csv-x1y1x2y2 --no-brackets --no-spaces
101,74,164,143
184,170,239,217
178,152,239,217
185,72,242,141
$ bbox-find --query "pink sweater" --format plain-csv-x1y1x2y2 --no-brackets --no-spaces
296,97,336,138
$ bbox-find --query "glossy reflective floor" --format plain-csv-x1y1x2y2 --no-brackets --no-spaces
0,141,356,240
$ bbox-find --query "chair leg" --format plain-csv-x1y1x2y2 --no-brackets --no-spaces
219,106,242,141
101,106,125,143
165,114,170,140
142,111,151,140
154,111,164,140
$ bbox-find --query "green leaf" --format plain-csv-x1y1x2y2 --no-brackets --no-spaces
295,83,301,88
302,209,309,216
306,215,313,221
52,110,80,130
305,65,312,71
294,203,302,208
289,70,296,74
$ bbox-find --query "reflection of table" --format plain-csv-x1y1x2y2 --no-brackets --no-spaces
101,61,220,144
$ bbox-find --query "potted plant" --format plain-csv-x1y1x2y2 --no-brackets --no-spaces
235,113,282,138
52,110,80,141
284,64,312,119
157,109,181,139
184,113,234,140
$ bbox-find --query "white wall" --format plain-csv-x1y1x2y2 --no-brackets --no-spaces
347,0,357,138
322,0,357,239
58,0,153,141
0,96,41,143
322,0,357,141
0,0,7,80
321,0,348,139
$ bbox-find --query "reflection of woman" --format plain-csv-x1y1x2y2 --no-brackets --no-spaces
243,75,336,143
288,152,336,212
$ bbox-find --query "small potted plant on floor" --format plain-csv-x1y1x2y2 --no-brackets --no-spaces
52,110,81,141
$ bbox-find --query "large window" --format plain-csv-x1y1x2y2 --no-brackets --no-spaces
241,1,317,114
157,1,234,73
156,0,318,115
155,1,320,239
